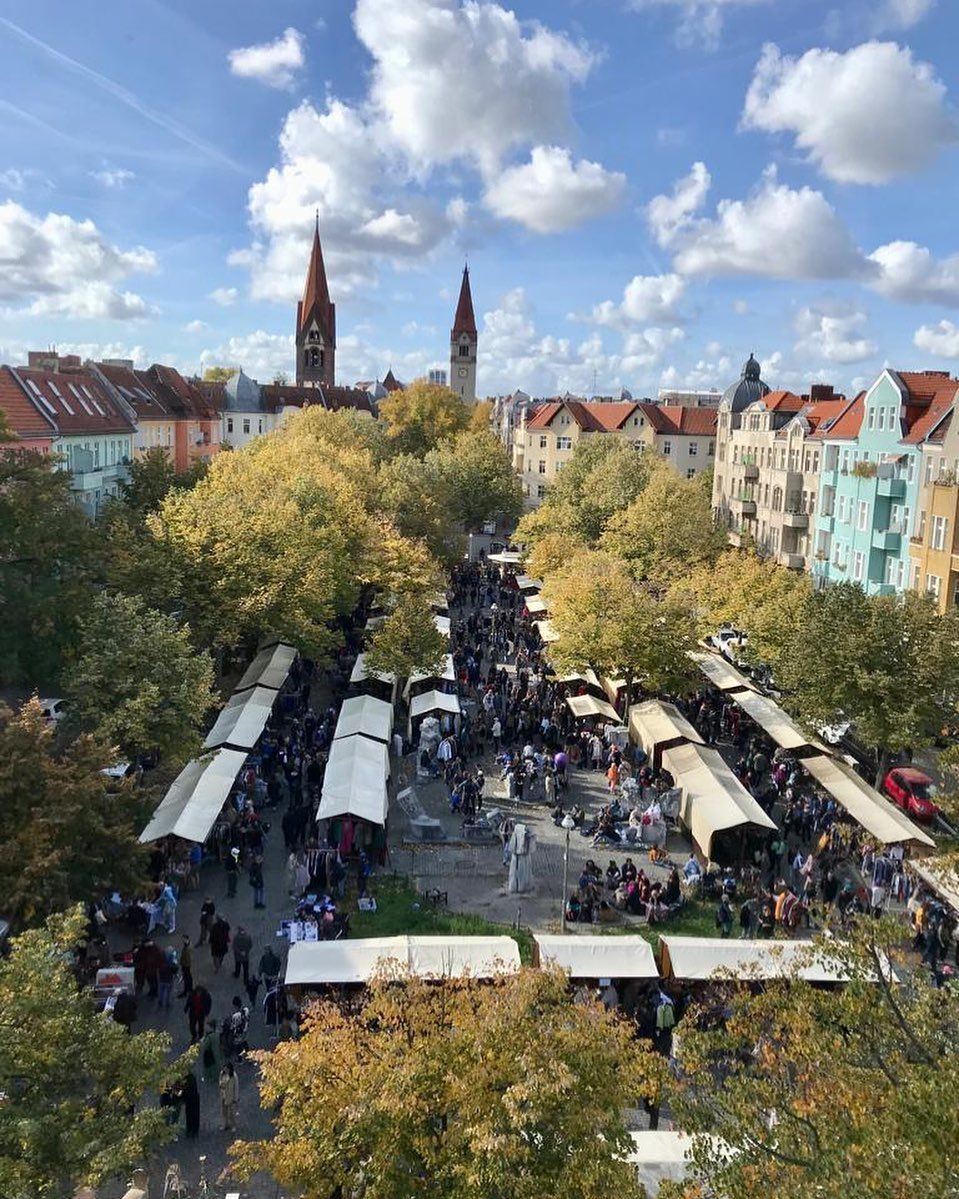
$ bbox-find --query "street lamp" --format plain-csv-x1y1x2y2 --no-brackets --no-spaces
560,813,576,932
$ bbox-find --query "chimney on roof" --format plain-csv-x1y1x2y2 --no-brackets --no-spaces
808,384,836,403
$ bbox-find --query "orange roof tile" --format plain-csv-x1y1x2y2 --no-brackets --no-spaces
564,400,638,431
896,370,958,445
639,404,717,436
763,390,807,413
526,402,563,430
802,397,848,433
811,392,864,441
0,366,56,439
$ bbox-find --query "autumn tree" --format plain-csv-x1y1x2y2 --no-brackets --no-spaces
667,918,959,1199
0,449,97,686
116,445,181,514
233,967,664,1199
428,429,523,532
64,592,215,762
377,452,458,564
545,550,698,709
202,365,237,382
602,461,726,586
774,584,959,783
0,699,148,927
0,907,182,1198
379,380,472,456
365,593,448,681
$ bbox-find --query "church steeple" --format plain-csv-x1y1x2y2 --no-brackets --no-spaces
450,263,478,402
295,214,336,388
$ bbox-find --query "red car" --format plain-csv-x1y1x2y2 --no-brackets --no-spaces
882,767,939,823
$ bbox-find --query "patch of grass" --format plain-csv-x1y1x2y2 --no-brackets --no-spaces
593,899,718,953
352,874,535,964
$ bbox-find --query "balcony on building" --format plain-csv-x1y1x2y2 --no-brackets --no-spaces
729,492,757,517
778,551,805,570
781,509,809,529
875,463,906,499
742,455,759,481
872,525,902,553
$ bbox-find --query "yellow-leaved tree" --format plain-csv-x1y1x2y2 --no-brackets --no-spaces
232,967,665,1199
379,379,472,456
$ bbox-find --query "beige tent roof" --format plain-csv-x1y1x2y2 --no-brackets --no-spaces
535,935,658,979
349,653,397,687
285,935,520,985
555,667,603,690
534,619,560,643
140,748,248,844
409,690,461,721
487,551,524,565
566,694,620,722
730,689,827,755
333,694,394,744
428,591,449,612
690,651,756,693
433,614,451,638
525,595,548,615
627,1132,731,1192
235,643,297,692
317,736,389,825
203,686,276,751
402,653,456,700
659,935,850,983
802,755,935,847
662,741,776,857
629,699,703,761
515,575,542,592
912,860,959,912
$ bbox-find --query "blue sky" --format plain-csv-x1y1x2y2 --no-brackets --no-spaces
1,0,958,398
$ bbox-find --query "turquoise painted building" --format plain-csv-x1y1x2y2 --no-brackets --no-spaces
811,370,945,595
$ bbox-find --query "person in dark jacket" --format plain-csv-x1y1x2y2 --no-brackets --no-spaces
209,915,230,972
181,1070,200,1139
184,984,212,1042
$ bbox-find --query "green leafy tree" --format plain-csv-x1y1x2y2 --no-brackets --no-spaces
427,429,523,533
202,366,237,382
774,585,959,782
64,592,215,762
365,593,448,681
667,918,959,1199
0,449,97,687
545,550,698,709
117,446,180,514
233,967,665,1199
377,453,458,564
379,380,472,456
0,699,148,927
0,907,182,1198
601,462,726,586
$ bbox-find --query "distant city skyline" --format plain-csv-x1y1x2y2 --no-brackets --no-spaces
1,0,958,397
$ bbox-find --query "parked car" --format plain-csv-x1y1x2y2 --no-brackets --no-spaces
38,697,68,724
882,767,940,822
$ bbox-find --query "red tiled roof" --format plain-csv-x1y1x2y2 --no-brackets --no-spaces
0,366,56,439
96,363,172,420
811,392,865,441
896,370,958,445
638,404,717,436
526,402,563,430
451,266,477,339
139,365,219,421
382,369,404,392
260,384,375,416
564,400,638,431
763,390,807,413
801,397,848,433
13,366,134,435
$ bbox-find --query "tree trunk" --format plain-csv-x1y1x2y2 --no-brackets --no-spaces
874,747,890,790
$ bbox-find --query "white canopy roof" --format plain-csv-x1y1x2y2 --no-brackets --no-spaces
662,741,776,857
629,699,703,761
556,667,603,691
433,614,451,638
566,694,620,722
690,650,756,693
533,619,560,643
515,575,542,592
525,596,549,615
403,654,456,699
628,1132,731,1192
140,748,248,844
203,687,276,751
349,653,397,687
487,551,524,565
317,736,389,825
535,935,658,979
234,643,296,693
409,690,461,721
730,689,827,755
364,614,386,632
428,591,449,612
285,935,521,985
912,860,959,912
660,935,850,983
333,694,394,744
802,754,935,847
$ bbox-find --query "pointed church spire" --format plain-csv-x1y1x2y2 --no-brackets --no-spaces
299,214,332,335
295,214,336,388
451,263,477,339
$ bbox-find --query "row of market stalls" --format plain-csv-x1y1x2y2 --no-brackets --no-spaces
140,642,299,845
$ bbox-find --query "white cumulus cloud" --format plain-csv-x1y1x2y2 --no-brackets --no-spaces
200,331,295,378
483,146,625,233
628,0,772,51
742,41,957,185
586,273,687,328
868,241,959,305
0,200,156,320
914,320,959,358
90,167,135,189
794,304,878,364
228,28,306,90
208,287,238,306
647,162,711,248
872,0,936,33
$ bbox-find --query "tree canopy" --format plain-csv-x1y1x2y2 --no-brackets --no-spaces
233,967,664,1199
365,594,448,681
0,699,149,928
427,429,523,533
64,591,215,762
0,907,181,1198
379,380,472,456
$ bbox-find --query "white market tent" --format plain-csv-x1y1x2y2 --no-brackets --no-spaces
728,689,828,757
433,614,451,638
487,551,524,566
556,667,604,692
534,619,560,644
317,736,390,825
566,694,621,723
403,653,457,700
364,615,386,633
627,1132,731,1193
140,748,248,844
912,860,959,912
203,686,276,751
802,754,935,848
234,643,297,693
535,935,658,979
601,675,628,705
429,591,450,615
525,596,549,616
333,694,394,744
408,689,461,738
690,651,756,694
285,935,521,987
630,699,703,768
349,653,397,686
662,741,776,859
515,575,542,593
659,935,850,983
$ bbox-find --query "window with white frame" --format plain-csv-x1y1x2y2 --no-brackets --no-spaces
557,436,572,450
868,409,875,430
932,515,949,551
838,495,849,522
538,460,547,474
708,440,715,456
857,500,869,531
662,440,672,455
687,468,696,479
539,434,548,449
877,408,885,431
854,551,864,581
689,442,698,456
927,574,942,599
537,483,547,498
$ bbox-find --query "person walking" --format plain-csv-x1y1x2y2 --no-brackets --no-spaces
258,945,281,992
249,856,266,909
232,925,253,985
219,1062,239,1132
157,947,177,1010
200,1019,223,1085
184,984,212,1043
178,935,194,997
181,1071,200,1139
716,895,733,939
225,847,240,898
209,915,231,972
198,896,215,945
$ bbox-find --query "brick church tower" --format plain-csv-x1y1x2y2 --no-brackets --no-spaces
295,216,335,388
450,264,477,402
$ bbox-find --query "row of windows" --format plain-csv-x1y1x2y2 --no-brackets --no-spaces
866,405,900,433
225,417,264,436
731,443,821,473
